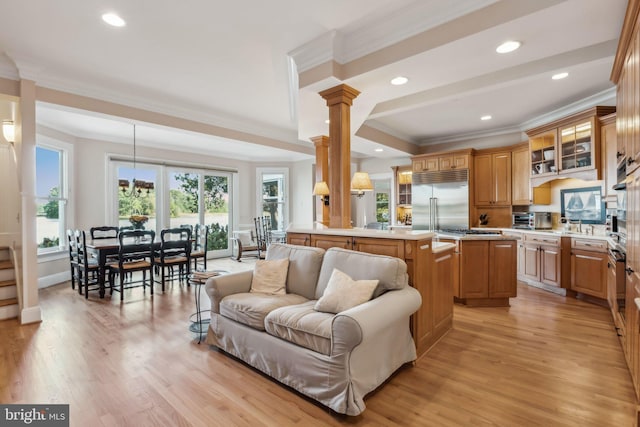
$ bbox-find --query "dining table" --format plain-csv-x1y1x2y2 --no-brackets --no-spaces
85,237,161,298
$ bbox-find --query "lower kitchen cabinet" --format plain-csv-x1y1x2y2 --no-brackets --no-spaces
286,232,310,246
570,239,608,300
458,239,517,306
519,234,562,287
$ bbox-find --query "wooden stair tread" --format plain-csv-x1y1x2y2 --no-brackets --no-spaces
0,298,17,307
0,260,12,270
0,280,16,287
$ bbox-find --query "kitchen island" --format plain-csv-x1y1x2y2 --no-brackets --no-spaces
286,225,455,358
437,231,519,307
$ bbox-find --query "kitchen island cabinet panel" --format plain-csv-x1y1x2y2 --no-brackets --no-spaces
459,241,489,298
287,228,447,358
490,241,517,298
286,233,310,246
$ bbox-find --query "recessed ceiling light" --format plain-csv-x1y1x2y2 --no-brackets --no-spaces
375,148,384,152
496,41,521,54
102,13,126,27
390,76,408,86
324,119,330,124
552,72,569,80
481,115,492,121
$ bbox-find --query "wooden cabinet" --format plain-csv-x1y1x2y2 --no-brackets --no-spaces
457,239,517,306
570,245,607,299
393,166,412,206
286,233,310,246
412,150,471,173
526,106,616,186
600,113,618,201
511,143,551,205
519,233,562,287
474,151,511,206
287,231,449,358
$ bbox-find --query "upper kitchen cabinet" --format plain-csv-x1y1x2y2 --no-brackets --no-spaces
512,143,551,205
392,165,412,206
526,106,616,187
412,149,472,173
600,113,618,201
474,149,511,206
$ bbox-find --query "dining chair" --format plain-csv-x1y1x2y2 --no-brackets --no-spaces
66,229,79,291
90,226,119,239
107,230,156,301
253,216,272,259
154,227,192,292
190,224,209,271
75,229,102,299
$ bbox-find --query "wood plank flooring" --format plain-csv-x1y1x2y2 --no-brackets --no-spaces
0,258,636,426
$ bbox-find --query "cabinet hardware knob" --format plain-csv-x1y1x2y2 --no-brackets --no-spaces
628,157,636,165
617,151,623,158
608,262,612,268
626,267,635,275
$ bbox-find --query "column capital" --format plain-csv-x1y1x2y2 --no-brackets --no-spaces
318,84,360,107
310,135,329,148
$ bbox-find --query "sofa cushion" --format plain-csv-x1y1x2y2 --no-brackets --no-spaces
264,301,334,355
316,247,408,299
266,243,325,300
314,268,378,314
220,293,308,331
250,258,289,295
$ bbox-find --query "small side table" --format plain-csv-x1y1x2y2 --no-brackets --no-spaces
188,270,229,343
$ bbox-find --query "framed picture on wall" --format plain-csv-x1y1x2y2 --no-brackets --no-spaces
560,186,605,224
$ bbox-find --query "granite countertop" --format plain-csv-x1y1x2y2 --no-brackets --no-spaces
493,228,619,248
286,224,436,241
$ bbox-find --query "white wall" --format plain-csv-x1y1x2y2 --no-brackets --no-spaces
36,128,311,283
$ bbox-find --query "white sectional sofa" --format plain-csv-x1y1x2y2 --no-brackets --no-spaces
204,243,422,415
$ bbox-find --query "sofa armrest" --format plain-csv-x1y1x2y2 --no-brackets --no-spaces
331,286,422,355
204,270,253,313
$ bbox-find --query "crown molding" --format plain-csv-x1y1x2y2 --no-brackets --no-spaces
519,87,616,131
420,126,524,146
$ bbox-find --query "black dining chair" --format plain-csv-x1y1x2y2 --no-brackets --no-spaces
75,230,103,299
190,224,209,271
107,230,156,301
154,227,192,291
90,226,119,239
66,229,80,291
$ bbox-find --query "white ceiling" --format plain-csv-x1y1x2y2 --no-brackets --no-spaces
0,0,628,161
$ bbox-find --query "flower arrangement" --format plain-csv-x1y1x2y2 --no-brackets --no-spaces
129,215,149,230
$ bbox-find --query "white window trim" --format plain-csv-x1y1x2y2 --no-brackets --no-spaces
36,137,74,259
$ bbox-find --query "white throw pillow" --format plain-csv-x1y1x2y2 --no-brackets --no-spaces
250,258,289,295
235,230,254,246
314,268,378,314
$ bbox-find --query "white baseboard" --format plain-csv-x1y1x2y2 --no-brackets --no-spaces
20,305,42,324
38,271,71,289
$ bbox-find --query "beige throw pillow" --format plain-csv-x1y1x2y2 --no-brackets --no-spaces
250,258,289,295
314,268,378,314
235,230,253,246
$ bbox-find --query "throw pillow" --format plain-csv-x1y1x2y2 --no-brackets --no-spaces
235,230,254,246
250,258,289,295
314,268,378,314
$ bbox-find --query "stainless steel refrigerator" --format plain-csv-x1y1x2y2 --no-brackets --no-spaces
412,169,469,230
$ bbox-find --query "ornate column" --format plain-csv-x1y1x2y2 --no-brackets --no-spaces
310,135,329,226
318,84,360,228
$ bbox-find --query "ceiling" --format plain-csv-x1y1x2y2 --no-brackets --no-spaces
0,0,628,161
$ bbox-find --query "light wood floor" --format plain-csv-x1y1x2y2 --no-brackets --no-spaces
0,258,637,426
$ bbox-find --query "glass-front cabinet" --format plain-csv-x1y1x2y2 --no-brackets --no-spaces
530,130,557,176
559,119,594,173
526,106,615,185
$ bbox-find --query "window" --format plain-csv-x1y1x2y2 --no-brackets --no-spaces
374,179,390,225
109,160,233,258
257,168,288,232
36,144,70,254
